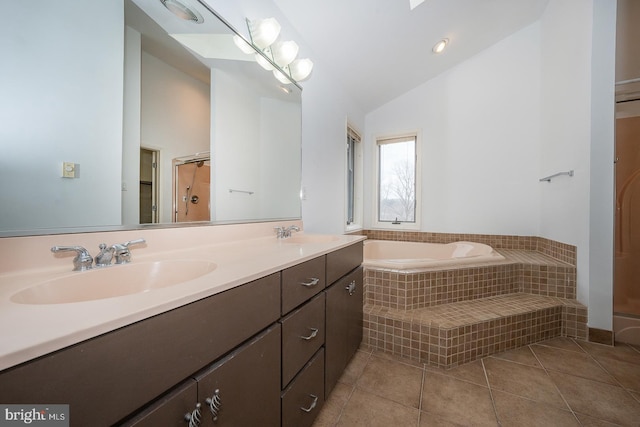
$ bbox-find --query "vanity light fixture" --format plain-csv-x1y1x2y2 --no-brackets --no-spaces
271,40,299,67
248,18,281,50
233,35,255,54
432,38,449,54
160,0,204,24
239,16,314,84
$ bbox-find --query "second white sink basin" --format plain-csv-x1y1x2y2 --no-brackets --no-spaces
11,259,217,305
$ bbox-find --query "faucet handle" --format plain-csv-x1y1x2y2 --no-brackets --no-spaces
51,246,93,271
111,238,146,264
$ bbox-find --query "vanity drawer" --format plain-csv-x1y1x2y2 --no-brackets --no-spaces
281,255,326,314
280,293,325,387
281,348,325,427
326,241,363,284
120,379,198,426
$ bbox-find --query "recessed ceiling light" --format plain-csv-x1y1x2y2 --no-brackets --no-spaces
160,0,204,24
432,38,449,54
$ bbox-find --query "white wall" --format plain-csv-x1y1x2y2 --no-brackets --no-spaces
365,23,542,236
539,0,616,330
140,52,210,223
0,0,123,231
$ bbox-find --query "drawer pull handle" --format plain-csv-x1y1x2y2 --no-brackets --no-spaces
184,403,201,427
300,394,318,413
300,327,319,340
206,389,222,421
345,280,356,296
300,277,320,287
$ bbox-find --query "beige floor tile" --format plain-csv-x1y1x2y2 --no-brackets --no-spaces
595,356,640,393
483,357,568,409
418,411,468,426
549,370,640,426
490,345,542,368
338,350,371,386
425,359,488,387
421,372,498,427
574,413,625,426
534,337,585,353
336,387,419,427
531,344,617,384
356,354,424,408
312,382,353,427
492,390,579,427
372,349,425,368
576,341,640,366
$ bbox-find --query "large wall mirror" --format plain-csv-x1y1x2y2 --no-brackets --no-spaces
0,0,302,237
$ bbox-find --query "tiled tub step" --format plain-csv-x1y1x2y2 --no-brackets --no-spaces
363,293,587,368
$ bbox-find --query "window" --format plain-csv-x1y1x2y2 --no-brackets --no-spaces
346,125,362,230
375,134,419,227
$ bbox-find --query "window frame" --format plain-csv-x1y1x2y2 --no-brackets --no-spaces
345,124,363,232
372,131,421,230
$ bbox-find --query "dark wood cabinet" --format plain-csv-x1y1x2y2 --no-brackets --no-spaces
0,240,364,427
194,325,282,427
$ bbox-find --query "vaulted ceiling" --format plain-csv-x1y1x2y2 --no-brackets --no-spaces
274,0,550,113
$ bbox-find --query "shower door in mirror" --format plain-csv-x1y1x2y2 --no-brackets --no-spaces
174,158,211,222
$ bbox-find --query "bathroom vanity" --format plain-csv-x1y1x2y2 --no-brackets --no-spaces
0,231,363,427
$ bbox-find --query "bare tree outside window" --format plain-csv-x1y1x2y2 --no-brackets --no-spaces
378,137,416,222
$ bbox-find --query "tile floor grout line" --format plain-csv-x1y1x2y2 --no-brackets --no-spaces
333,350,374,427
576,340,640,404
416,364,426,426
528,342,584,426
480,357,502,427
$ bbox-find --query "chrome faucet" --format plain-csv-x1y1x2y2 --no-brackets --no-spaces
274,225,300,239
110,238,146,264
51,246,94,271
94,243,115,268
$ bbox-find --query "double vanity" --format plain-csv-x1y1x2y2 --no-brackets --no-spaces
0,221,365,426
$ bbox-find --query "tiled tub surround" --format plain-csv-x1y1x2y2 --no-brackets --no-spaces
359,231,586,368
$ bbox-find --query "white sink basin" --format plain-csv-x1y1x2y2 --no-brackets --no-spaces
282,235,340,244
11,259,217,305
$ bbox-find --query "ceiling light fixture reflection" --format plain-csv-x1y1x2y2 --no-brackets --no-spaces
432,38,449,54
273,68,292,85
255,52,275,70
248,18,281,50
233,35,255,54
289,58,313,82
271,40,299,67
160,0,204,24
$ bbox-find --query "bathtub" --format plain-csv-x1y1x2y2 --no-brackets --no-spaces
363,240,505,270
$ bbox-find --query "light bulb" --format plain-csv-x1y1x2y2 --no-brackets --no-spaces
249,18,281,50
289,58,313,81
271,41,299,67
432,38,448,54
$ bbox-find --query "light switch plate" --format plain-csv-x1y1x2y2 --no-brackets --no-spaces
62,162,76,178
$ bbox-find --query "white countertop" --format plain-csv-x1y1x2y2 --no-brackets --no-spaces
0,224,365,372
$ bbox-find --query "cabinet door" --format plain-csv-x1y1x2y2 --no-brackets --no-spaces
324,267,363,398
120,380,198,427
195,324,281,427
281,349,325,427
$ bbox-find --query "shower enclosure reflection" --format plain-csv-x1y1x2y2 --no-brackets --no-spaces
174,156,211,222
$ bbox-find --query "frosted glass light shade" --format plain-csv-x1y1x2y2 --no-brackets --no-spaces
271,41,299,67
273,69,292,84
249,18,281,50
233,35,255,54
289,59,313,81
255,53,275,70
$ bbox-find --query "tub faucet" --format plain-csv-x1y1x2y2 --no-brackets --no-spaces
274,225,300,239
51,246,93,271
110,238,146,264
